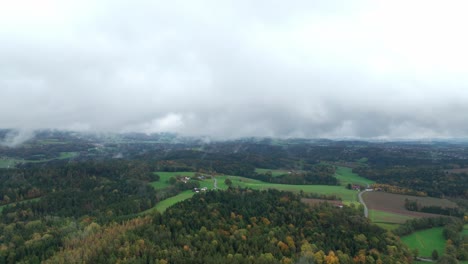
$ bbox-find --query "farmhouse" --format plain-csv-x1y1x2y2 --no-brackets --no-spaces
194,187,208,193
180,176,190,183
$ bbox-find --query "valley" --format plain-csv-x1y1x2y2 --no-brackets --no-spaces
0,131,467,263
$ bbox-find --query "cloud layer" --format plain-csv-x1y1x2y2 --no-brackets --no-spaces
1,0,468,139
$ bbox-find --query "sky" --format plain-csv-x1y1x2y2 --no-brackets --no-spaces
1,0,468,140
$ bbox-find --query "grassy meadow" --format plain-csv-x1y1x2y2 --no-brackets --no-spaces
361,191,459,231
152,191,196,213
334,166,374,187
255,168,290,177
58,152,79,159
0,158,19,168
215,174,359,202
0,152,79,169
149,168,363,213
401,227,446,257
368,209,413,224
151,171,201,190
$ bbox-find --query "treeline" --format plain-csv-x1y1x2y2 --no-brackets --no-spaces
404,199,464,217
0,141,92,161
0,160,158,205
393,217,456,236
154,176,201,202
42,189,412,263
1,178,157,221
371,183,427,196
394,217,467,262
150,150,257,176
0,160,158,223
0,160,163,263
248,165,338,185
354,166,468,198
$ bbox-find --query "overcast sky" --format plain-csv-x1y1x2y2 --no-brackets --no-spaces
1,0,468,140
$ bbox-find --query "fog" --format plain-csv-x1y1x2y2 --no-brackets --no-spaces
1,0,468,140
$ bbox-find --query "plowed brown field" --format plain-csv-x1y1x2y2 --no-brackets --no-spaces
362,191,457,219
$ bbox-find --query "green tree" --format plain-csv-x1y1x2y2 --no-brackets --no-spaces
436,255,458,264
168,177,177,185
224,178,232,187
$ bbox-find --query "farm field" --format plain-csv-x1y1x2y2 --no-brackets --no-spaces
368,209,412,225
148,172,218,212
362,191,457,230
362,191,456,218
36,139,68,145
255,168,290,177
149,172,361,214
445,167,468,174
0,152,79,168
58,152,79,159
357,157,368,163
219,175,359,202
151,171,201,190
152,167,367,205
145,190,196,213
401,227,446,257
0,158,19,168
334,166,374,187
301,198,343,207
214,175,264,189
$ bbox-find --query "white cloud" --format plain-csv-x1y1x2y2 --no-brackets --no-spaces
1,0,468,139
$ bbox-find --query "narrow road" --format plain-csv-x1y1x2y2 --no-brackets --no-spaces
213,177,218,189
358,190,369,218
416,257,434,262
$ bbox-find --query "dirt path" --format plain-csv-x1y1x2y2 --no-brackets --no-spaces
359,190,369,218
357,184,371,218
416,257,434,262
213,177,218,189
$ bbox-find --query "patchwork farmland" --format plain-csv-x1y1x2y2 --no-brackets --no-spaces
362,191,458,228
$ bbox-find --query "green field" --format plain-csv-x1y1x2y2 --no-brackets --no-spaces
0,152,78,169
36,139,68,145
374,222,401,231
463,224,468,235
368,208,416,230
401,227,446,257
58,152,79,159
357,157,368,163
369,209,413,225
152,190,196,213
0,158,19,168
151,172,358,202
148,171,219,213
255,168,290,177
218,175,359,202
149,171,361,214
334,166,374,187
151,171,199,190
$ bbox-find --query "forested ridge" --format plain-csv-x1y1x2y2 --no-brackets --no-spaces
1,133,468,263
45,189,412,264
353,166,468,198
